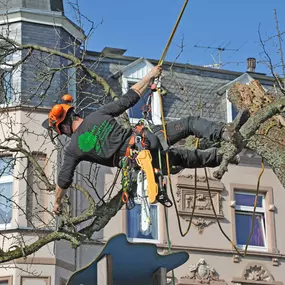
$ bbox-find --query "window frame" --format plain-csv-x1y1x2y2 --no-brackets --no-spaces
235,191,267,251
230,184,277,253
226,90,238,123
0,65,14,107
126,201,162,244
20,276,51,285
0,51,20,107
122,78,143,124
26,153,48,228
0,156,14,229
0,275,13,285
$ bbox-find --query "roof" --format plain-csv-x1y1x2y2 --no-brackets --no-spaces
83,48,280,122
85,48,276,81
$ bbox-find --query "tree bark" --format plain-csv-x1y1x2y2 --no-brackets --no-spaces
214,80,285,188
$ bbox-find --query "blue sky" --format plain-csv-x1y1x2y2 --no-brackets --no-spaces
64,0,285,75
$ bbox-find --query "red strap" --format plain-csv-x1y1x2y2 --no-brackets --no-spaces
124,125,144,157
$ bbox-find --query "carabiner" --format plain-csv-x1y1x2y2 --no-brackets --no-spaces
122,192,129,204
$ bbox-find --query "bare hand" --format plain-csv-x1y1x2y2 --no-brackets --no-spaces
53,201,62,216
149,65,162,79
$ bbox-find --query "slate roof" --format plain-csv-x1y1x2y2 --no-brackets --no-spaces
83,50,279,123
161,69,231,122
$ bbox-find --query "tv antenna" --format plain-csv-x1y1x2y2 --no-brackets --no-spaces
194,41,246,69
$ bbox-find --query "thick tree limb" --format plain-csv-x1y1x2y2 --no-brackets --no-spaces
0,230,84,263
239,97,285,139
213,81,285,187
246,135,285,187
80,190,124,238
0,187,123,263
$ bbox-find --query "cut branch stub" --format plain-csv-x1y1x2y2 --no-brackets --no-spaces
213,80,285,181
215,80,285,189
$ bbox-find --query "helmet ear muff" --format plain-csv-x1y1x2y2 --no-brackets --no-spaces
49,104,64,130
58,109,76,136
61,94,73,104
48,104,74,135
48,94,75,135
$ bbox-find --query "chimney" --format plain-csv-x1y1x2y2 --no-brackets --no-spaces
247,57,256,72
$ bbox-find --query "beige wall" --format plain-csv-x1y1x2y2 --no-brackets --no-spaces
102,161,285,284
173,252,285,283
0,109,61,284
166,163,285,251
0,109,58,229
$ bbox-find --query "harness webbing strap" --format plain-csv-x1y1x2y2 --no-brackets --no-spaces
150,124,169,151
124,125,145,157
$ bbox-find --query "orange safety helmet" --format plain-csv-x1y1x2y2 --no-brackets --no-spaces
48,94,74,135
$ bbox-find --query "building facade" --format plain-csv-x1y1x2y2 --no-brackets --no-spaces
0,1,284,285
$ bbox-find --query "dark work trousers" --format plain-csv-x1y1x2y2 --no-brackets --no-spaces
117,116,225,171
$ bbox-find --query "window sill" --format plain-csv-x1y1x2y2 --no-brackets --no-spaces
129,118,143,125
127,237,161,244
237,245,268,253
166,243,283,258
0,103,15,108
0,223,12,230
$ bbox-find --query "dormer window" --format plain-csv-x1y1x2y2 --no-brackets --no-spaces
119,58,162,125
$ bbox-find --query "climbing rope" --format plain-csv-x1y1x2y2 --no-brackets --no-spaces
158,0,189,65
161,135,199,237
204,168,243,256
155,2,190,283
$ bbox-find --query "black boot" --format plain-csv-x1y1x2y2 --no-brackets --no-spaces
221,109,250,142
217,152,241,165
156,189,173,208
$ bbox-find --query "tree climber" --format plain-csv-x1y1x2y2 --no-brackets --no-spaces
49,65,249,215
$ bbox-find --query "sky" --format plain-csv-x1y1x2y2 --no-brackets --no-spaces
64,0,285,75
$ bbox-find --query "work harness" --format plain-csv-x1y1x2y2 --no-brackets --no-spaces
119,120,173,210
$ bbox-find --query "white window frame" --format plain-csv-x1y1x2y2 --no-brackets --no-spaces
122,77,142,125
235,191,268,252
0,172,13,229
122,77,162,126
226,90,235,123
126,201,161,244
0,51,22,107
120,58,162,125
0,275,13,285
0,65,14,107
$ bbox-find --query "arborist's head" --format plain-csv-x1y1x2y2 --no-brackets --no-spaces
48,94,80,137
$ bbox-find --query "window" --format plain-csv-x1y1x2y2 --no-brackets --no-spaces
21,276,50,285
0,276,12,285
26,153,48,227
226,90,238,122
119,58,162,124
234,191,267,251
0,157,13,227
0,51,15,106
126,81,150,123
0,69,13,105
126,201,160,243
